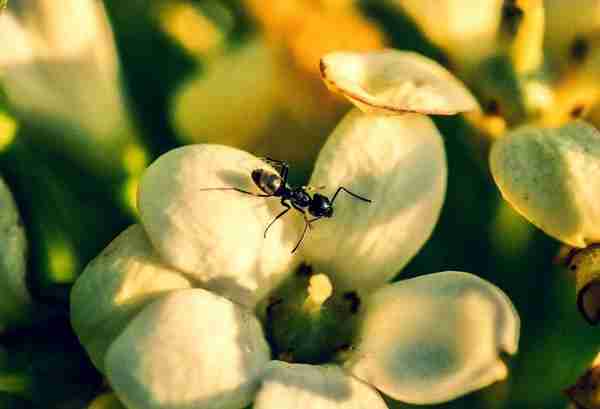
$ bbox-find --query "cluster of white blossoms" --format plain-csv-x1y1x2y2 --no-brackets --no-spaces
71,50,520,409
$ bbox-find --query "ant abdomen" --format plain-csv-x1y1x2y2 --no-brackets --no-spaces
252,169,283,196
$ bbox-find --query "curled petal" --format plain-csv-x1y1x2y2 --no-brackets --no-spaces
490,121,600,247
138,144,300,308
302,109,446,292
254,361,388,409
345,271,519,404
106,289,270,409
0,176,30,329
320,50,478,115
71,225,192,371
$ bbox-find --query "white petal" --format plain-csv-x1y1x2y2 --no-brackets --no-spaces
0,176,30,328
0,0,131,147
0,12,35,66
302,109,446,291
106,288,270,409
70,225,192,371
254,361,388,409
345,271,519,404
138,144,300,308
490,121,600,247
320,50,478,115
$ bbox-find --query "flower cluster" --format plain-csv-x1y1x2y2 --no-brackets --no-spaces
72,50,520,409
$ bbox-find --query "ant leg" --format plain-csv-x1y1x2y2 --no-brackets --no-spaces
303,185,326,192
263,157,289,184
264,200,291,238
291,219,311,254
198,187,272,197
331,187,372,205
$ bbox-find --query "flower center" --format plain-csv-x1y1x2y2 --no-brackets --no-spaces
302,274,333,314
261,264,361,365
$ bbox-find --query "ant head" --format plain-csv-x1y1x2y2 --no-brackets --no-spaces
252,169,282,195
309,193,333,218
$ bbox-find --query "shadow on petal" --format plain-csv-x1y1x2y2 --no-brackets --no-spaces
254,361,389,409
345,271,519,405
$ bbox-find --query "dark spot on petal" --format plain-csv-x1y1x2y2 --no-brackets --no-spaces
296,263,313,277
343,291,361,314
266,297,283,319
502,0,524,36
484,99,501,115
570,36,590,63
571,105,586,119
335,343,353,353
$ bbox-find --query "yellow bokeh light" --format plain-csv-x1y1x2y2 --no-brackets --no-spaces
0,112,18,152
157,1,224,58
121,176,139,217
244,0,385,76
121,143,148,176
48,240,78,283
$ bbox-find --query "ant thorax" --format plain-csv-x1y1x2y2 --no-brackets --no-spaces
252,169,283,196
289,188,311,207
309,193,333,218
202,158,370,253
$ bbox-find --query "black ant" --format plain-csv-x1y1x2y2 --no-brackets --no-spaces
201,158,371,253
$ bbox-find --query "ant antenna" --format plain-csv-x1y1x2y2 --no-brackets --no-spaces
330,187,372,205
198,187,271,197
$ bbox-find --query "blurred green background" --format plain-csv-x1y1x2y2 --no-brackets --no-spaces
0,0,599,408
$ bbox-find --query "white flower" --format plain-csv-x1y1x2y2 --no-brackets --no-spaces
490,121,600,248
0,0,143,174
71,50,519,409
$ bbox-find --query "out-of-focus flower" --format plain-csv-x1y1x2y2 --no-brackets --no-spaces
386,0,600,322
0,0,148,183
491,121,600,249
490,121,600,323
171,0,386,162
0,174,30,330
72,50,519,409
390,0,504,68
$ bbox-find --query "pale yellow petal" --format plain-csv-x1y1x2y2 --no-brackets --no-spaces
70,225,192,372
346,271,519,404
320,50,478,115
138,145,300,308
490,121,600,247
106,289,270,409
254,362,388,409
302,109,446,291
